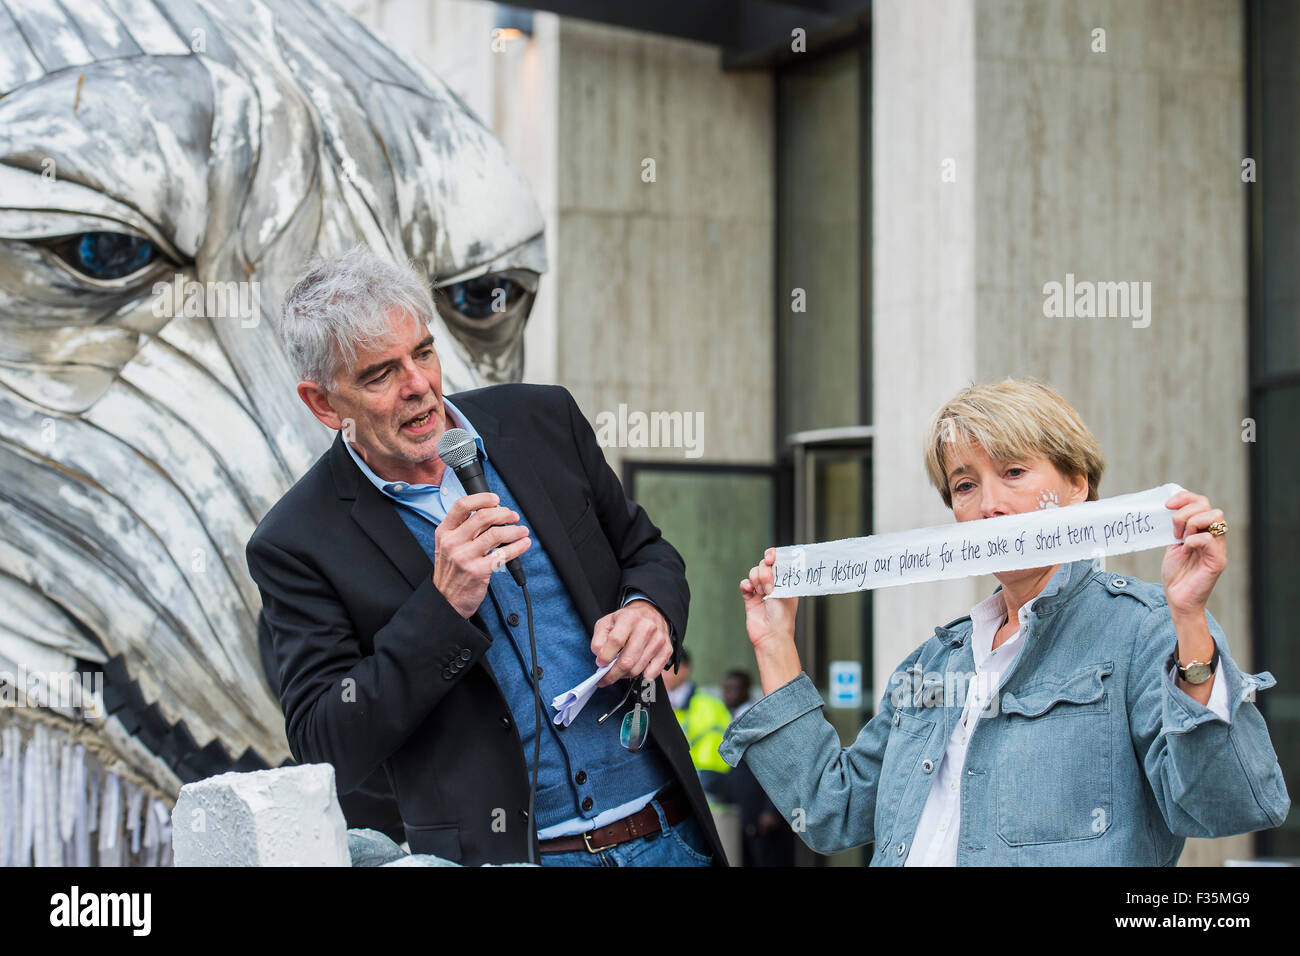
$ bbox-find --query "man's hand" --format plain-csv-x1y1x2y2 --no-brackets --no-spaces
433,492,531,618
592,599,673,687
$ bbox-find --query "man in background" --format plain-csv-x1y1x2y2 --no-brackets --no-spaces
664,649,733,799
719,667,795,867
722,669,755,719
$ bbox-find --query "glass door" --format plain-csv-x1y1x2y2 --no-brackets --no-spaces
790,431,873,866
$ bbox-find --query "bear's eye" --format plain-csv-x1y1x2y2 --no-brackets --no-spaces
441,273,527,320
43,232,163,281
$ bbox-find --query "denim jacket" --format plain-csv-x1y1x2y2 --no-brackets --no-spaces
719,558,1290,865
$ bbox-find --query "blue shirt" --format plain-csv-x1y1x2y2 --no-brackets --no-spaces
342,398,487,524
343,398,667,837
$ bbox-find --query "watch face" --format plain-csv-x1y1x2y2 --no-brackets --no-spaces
1183,662,1213,684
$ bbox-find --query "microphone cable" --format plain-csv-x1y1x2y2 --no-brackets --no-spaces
519,579,542,866
437,427,543,864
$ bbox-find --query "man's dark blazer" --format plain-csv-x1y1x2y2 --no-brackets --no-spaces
246,383,727,865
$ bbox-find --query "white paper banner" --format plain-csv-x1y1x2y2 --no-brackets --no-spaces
769,483,1184,597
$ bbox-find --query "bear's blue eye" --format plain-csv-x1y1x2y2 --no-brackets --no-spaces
46,232,160,280
443,275,524,320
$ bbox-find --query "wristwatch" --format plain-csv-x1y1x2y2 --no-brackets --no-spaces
1175,644,1220,684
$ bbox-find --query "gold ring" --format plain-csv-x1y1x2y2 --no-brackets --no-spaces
1207,521,1228,537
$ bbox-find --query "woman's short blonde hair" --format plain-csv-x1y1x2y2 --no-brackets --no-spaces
923,379,1105,509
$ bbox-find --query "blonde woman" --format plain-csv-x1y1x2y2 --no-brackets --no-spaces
723,380,1289,865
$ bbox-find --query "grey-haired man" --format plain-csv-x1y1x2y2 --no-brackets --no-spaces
247,246,726,866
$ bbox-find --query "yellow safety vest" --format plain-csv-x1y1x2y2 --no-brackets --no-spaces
674,689,732,775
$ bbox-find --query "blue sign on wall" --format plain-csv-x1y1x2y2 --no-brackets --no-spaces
829,661,862,709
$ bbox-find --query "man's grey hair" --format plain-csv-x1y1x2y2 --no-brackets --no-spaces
279,244,437,389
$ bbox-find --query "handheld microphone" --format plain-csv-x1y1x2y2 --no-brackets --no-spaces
437,427,526,587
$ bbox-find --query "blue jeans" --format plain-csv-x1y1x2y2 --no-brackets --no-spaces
539,798,713,867
347,799,714,867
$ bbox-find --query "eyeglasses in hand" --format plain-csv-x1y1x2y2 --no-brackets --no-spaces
596,677,651,752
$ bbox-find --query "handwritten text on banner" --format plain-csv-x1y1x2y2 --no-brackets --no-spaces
769,484,1184,598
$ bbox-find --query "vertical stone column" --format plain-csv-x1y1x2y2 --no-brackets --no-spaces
872,0,984,684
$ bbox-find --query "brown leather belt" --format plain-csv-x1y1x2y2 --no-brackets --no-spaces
537,783,690,854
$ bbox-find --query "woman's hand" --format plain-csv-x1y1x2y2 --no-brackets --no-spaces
740,548,799,651
1161,490,1227,618
739,549,803,695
